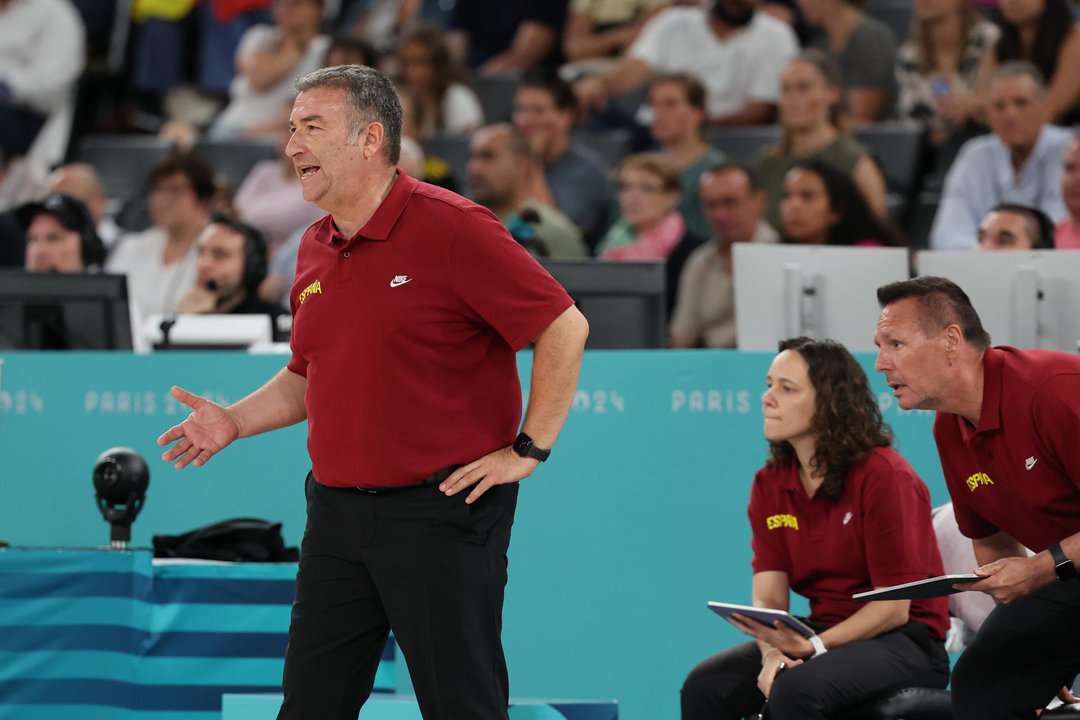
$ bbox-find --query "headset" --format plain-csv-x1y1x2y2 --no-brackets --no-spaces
207,212,268,293
18,193,107,268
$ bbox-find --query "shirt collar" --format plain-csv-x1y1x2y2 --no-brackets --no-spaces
324,168,417,246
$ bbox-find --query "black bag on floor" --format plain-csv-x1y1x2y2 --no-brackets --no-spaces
152,517,299,562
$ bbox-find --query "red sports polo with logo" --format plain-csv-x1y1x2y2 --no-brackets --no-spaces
749,447,950,639
287,169,573,488
933,346,1080,551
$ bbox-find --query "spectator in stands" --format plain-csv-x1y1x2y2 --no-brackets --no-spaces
979,0,1080,124
447,0,570,74
757,51,887,230
467,124,588,258
929,62,1071,249
233,106,325,256
976,202,1053,249
46,164,121,251
600,154,704,315
0,0,85,159
512,70,618,252
16,193,106,273
107,153,215,318
339,0,422,58
798,0,899,123
398,25,484,136
175,214,288,336
896,0,1000,148
648,73,727,239
1057,134,1080,248
670,162,778,349
573,0,799,126
681,337,950,720
208,0,330,140
561,0,670,75
397,84,459,191
323,35,376,69
780,160,904,245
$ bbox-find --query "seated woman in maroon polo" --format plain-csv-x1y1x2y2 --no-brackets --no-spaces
681,337,951,720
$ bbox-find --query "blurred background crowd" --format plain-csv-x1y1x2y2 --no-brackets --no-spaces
1,0,1079,349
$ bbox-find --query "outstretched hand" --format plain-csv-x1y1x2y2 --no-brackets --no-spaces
157,386,241,469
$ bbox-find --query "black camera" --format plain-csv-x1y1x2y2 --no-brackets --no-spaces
93,447,149,548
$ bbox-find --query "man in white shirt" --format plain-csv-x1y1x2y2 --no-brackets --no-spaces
929,62,1071,250
47,163,122,250
670,162,778,348
106,153,214,318
573,0,798,126
0,0,85,157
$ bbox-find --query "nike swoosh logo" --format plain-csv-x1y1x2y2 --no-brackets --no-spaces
389,278,412,288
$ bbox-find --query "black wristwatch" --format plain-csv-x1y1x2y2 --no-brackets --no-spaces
512,432,550,462
1049,543,1077,581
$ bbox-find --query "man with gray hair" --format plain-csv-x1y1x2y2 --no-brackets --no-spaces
156,64,589,720
929,61,1072,250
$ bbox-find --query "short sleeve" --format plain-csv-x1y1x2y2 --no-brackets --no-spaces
859,461,937,587
449,208,574,351
749,469,790,574
745,21,799,103
628,7,678,68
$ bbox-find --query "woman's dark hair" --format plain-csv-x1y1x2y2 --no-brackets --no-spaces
995,0,1072,83
767,337,893,500
148,152,217,202
399,25,468,131
783,160,905,247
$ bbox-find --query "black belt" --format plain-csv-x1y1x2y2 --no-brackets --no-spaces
352,465,460,494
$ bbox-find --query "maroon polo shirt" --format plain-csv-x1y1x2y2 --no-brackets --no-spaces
749,447,950,640
934,346,1080,551
287,169,573,488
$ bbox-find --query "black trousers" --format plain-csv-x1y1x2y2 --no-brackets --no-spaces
276,472,519,720
681,622,949,720
951,578,1080,720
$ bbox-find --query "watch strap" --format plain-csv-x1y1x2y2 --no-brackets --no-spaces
1049,542,1076,580
809,634,827,657
513,432,550,462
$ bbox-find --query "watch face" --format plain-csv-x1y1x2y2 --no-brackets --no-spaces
513,434,532,456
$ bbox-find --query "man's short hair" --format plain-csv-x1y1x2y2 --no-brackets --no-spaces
649,73,708,112
988,202,1054,249
518,68,578,113
477,123,531,158
701,161,763,192
149,152,217,201
296,65,403,165
876,276,991,350
991,60,1047,94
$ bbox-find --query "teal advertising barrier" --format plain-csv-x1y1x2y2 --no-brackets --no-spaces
0,350,944,720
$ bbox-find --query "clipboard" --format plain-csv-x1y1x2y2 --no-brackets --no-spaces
852,574,981,601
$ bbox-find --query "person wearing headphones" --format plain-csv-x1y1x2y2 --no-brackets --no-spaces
176,213,288,339
16,193,107,273
976,203,1055,251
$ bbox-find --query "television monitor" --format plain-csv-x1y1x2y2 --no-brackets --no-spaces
915,250,1080,352
539,259,666,349
0,270,134,350
142,314,274,351
733,245,910,352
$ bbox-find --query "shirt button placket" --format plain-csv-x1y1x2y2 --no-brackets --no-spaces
337,248,353,288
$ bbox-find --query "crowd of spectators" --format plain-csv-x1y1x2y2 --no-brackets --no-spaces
1,0,1079,350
